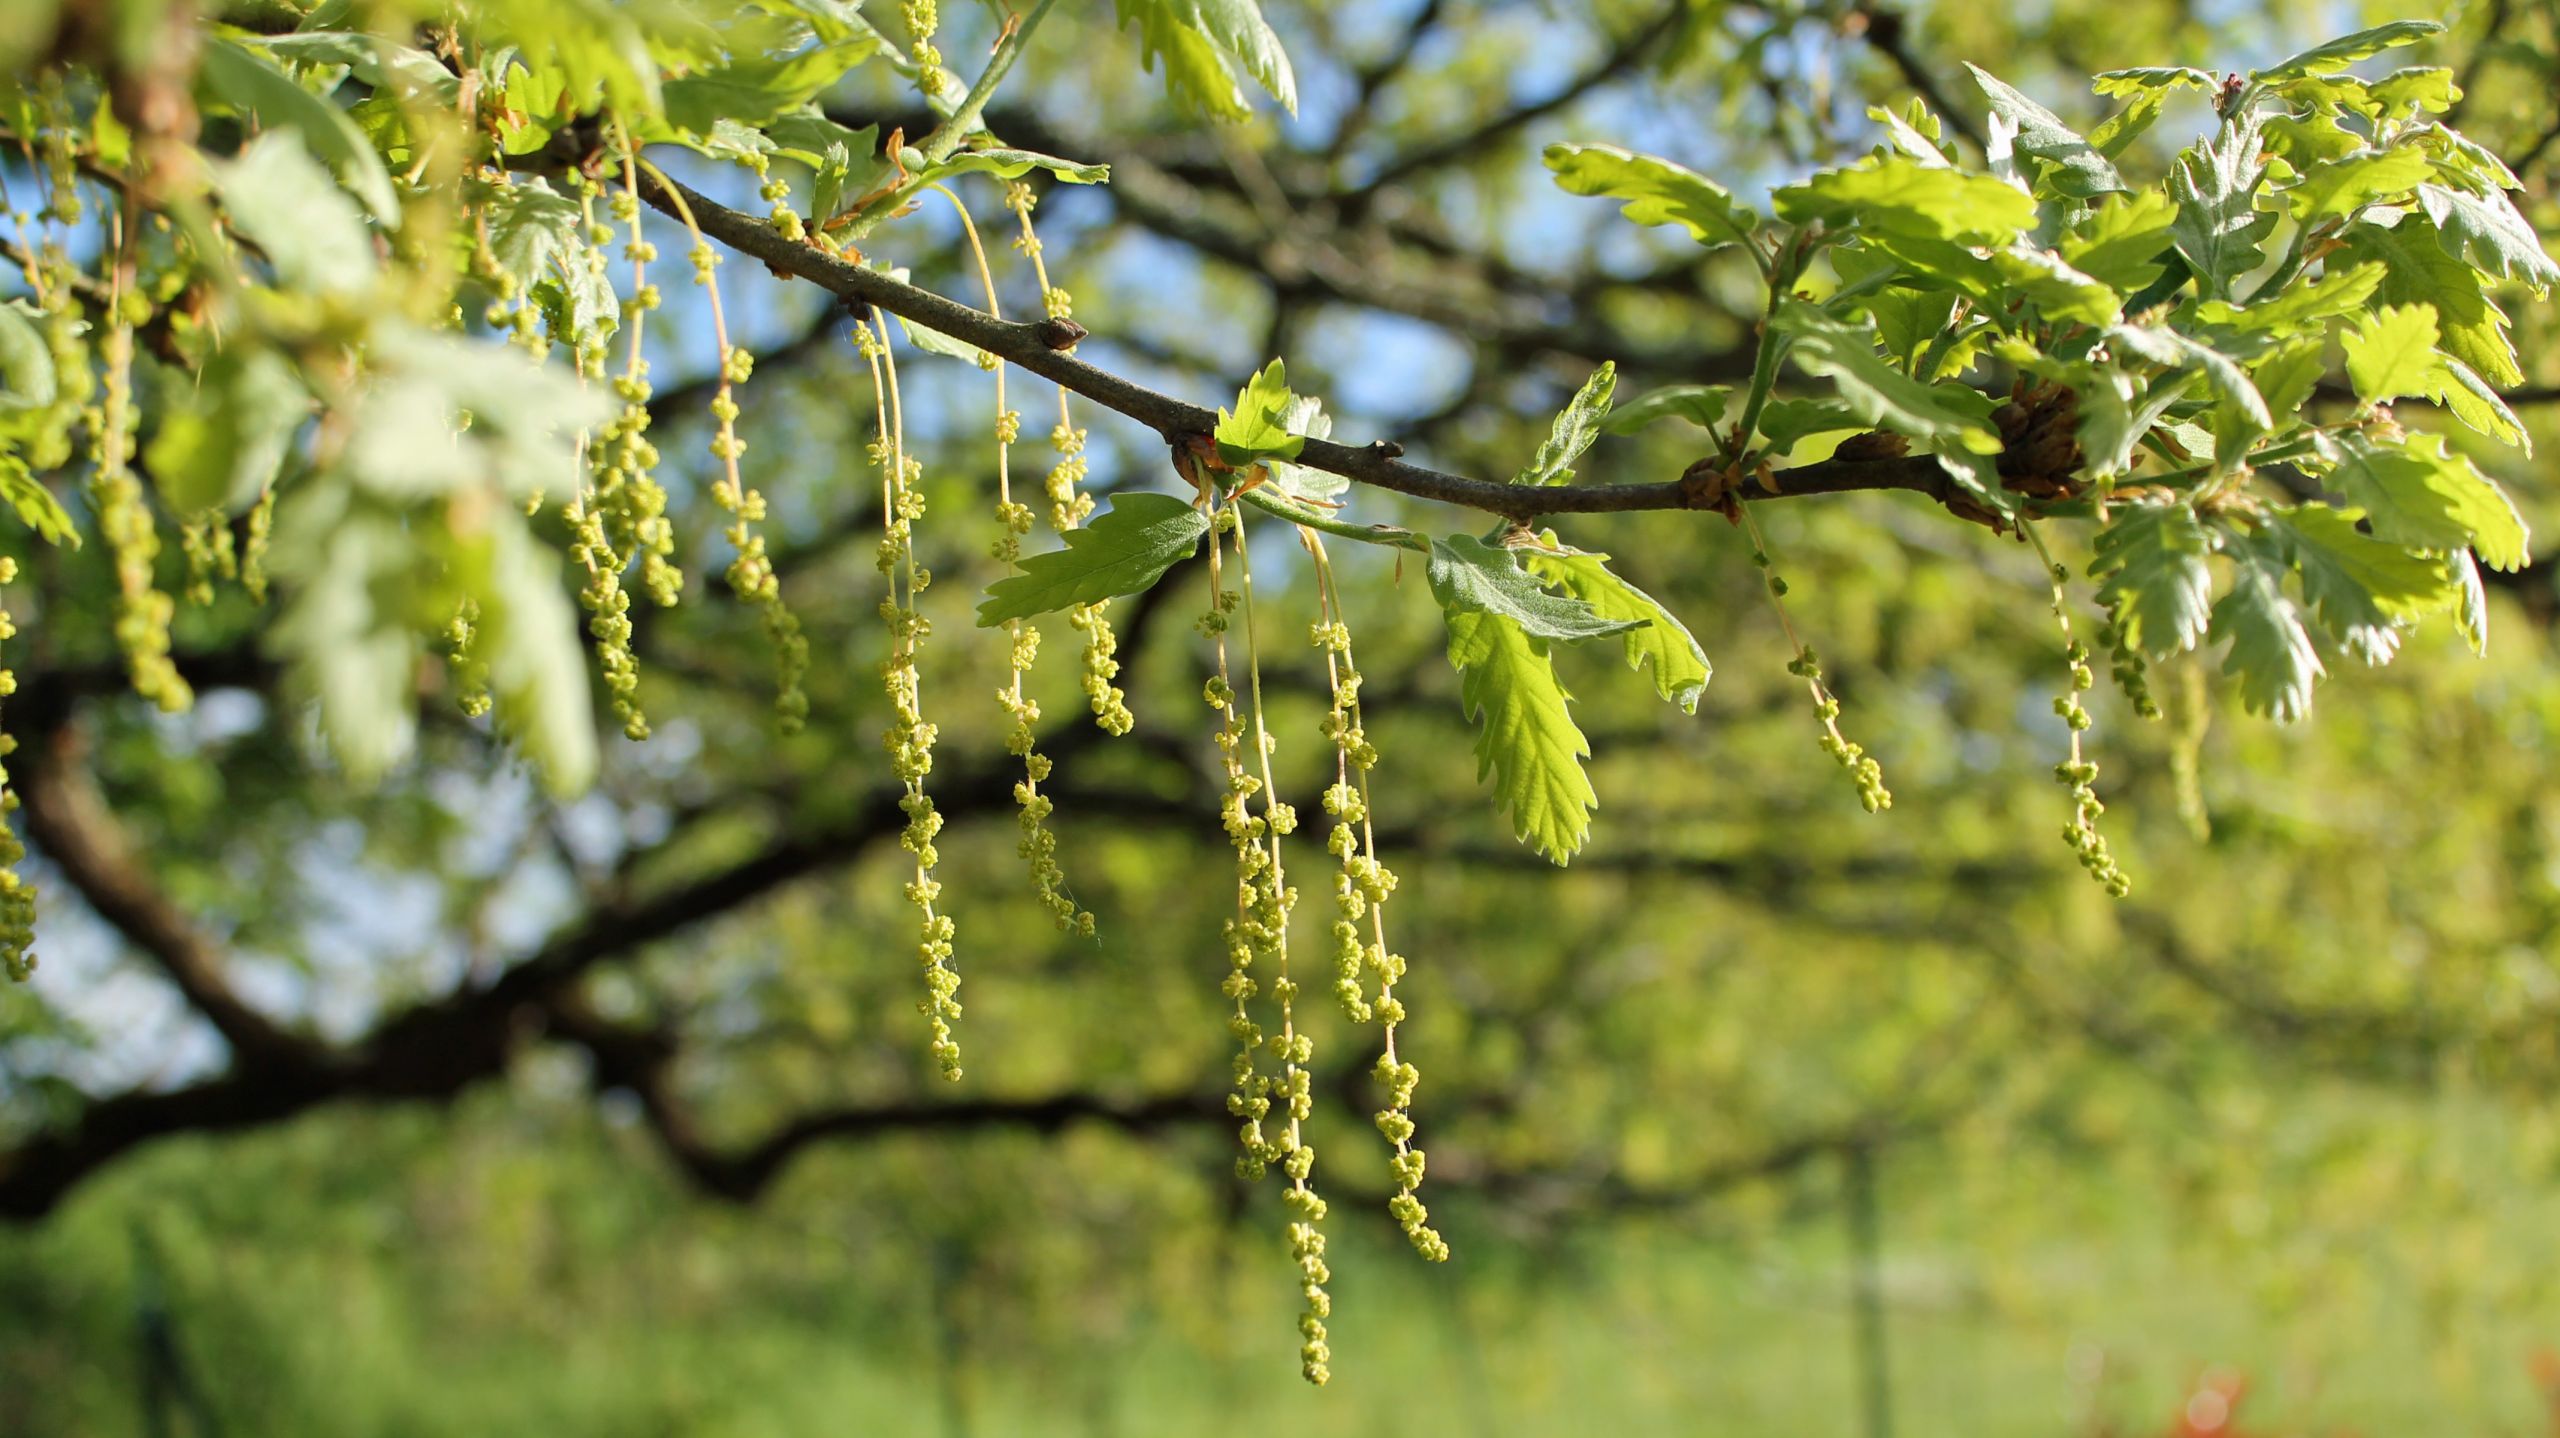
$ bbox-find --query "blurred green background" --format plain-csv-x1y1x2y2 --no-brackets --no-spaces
8,1,2560,1433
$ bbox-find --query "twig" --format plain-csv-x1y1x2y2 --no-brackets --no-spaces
633,171,1966,522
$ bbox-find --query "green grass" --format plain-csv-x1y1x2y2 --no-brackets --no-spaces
7,1087,2560,1436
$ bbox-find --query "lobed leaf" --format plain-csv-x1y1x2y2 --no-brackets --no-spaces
2167,111,2276,299
1602,384,1732,436
1114,0,1297,119
1775,302,2001,456
919,148,1110,186
2287,148,2432,224
2254,20,2443,83
1966,63,2127,198
657,37,876,134
1262,394,1346,503
1514,363,1616,486
2340,303,2446,406
213,132,380,298
1426,535,1642,643
1442,608,1597,865
1543,144,1756,250
2061,190,2180,294
2192,260,2383,335
1772,154,2036,247
977,492,1210,624
2315,430,2529,572
2212,540,2326,723
2275,504,2450,664
1524,544,1710,713
2336,215,2522,386
2091,501,2215,657
1214,359,1306,470
2415,183,2560,294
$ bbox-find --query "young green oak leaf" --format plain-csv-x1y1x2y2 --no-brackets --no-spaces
977,492,1209,624
1425,535,1642,642
2089,90,2169,161
2090,501,2215,657
2248,338,2330,421
2193,261,2384,335
1772,154,2036,248
1441,607,1598,865
1752,398,1869,458
2336,217,2523,387
2314,430,2529,571
0,458,74,545
1775,302,2002,456
1115,0,1298,120
2416,183,2560,293
2432,360,2531,453
1602,384,1731,436
2287,149,2432,225
2093,67,2216,98
2340,304,2446,406
1964,62,2127,199
2275,504,2452,665
1543,144,1756,249
2212,539,2326,723
199,35,403,224
2167,111,2276,299
2252,19,2442,84
916,149,1111,187
1514,363,1616,485
2060,190,2180,293
1262,393,1347,503
2264,113,2363,167
1870,102,1955,166
1214,359,1306,472
655,38,880,135
1524,540,1710,713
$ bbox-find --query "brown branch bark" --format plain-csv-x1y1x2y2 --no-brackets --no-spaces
13,721,311,1071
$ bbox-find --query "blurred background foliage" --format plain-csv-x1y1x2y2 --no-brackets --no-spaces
7,0,2560,1433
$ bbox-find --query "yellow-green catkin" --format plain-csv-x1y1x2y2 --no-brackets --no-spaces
178,516,236,606
447,599,491,718
0,557,35,981
1006,181,1132,736
1201,513,1274,1176
864,315,961,1080
1307,535,1447,1264
93,206,189,714
570,135,679,741
750,147,804,240
938,186,1090,935
1741,510,1887,813
240,486,274,602
2098,614,2160,721
1208,510,1331,1386
672,194,808,732
2025,528,2129,897
21,102,92,481
903,1,943,80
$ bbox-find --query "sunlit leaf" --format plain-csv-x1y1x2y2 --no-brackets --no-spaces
1514,363,1616,486
1544,144,1756,249
1441,607,1596,865
1524,543,1710,713
2092,501,2215,657
1426,536,1641,643
977,492,1209,624
2211,538,2324,722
